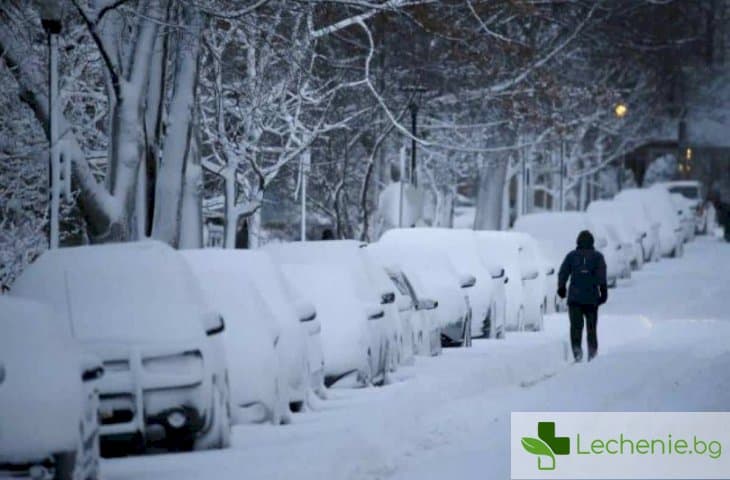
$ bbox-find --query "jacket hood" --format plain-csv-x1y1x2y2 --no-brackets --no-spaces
576,230,595,249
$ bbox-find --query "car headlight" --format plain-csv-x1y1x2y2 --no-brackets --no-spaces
143,350,203,375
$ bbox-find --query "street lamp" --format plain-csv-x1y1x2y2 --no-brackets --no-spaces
39,0,63,249
402,86,426,187
614,102,628,191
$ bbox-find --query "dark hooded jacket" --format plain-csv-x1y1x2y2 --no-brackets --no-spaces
558,230,608,306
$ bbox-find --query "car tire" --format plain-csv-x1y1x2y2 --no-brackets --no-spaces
54,451,81,480
55,418,99,480
462,310,473,347
481,305,492,339
194,386,231,450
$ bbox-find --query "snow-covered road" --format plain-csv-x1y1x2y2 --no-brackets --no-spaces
103,236,730,480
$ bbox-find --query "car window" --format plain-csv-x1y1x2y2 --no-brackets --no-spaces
668,186,699,199
65,265,205,343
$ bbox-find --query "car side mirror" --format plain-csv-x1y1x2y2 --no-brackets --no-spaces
545,267,555,276
204,312,225,336
366,304,385,320
504,276,509,284
491,267,505,279
416,298,438,311
81,354,104,382
459,274,477,289
296,301,317,323
521,268,539,281
381,292,396,305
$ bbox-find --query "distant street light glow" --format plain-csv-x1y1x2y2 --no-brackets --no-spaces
614,103,628,118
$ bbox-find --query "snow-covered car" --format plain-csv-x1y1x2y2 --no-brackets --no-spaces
533,241,559,313
612,190,661,262
512,212,618,286
670,193,696,243
657,180,707,234
378,228,505,339
616,188,683,258
377,266,416,366
11,242,231,453
368,241,471,347
182,249,316,423
189,249,323,412
590,219,629,282
646,186,685,257
266,241,395,382
1,298,103,480
587,199,644,270
282,263,383,387
474,231,545,331
368,255,442,357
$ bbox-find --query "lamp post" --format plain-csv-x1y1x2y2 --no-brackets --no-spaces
614,102,628,192
559,137,565,211
402,86,426,187
39,1,63,249
300,149,311,241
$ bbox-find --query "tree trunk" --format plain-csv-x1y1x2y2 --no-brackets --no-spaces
247,209,262,248
223,168,237,249
179,122,203,249
474,158,508,230
151,5,202,246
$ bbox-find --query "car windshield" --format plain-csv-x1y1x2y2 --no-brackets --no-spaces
668,186,699,199
65,264,205,343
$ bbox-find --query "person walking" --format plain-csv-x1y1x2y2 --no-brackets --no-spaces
557,230,608,362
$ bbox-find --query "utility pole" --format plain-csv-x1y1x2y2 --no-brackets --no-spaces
401,85,426,187
409,101,418,186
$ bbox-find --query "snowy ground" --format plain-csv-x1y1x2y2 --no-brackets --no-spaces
103,236,730,480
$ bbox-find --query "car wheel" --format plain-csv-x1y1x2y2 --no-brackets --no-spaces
54,425,92,480
481,306,492,339
194,386,231,450
464,316,472,347
54,451,82,480
535,305,544,331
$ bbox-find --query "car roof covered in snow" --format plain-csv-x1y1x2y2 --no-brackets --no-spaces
379,227,502,277
10,241,209,343
513,212,591,261
265,240,390,300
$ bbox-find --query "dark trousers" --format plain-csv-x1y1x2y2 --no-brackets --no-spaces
568,304,598,360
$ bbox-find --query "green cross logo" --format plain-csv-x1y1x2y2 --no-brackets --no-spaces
521,422,570,471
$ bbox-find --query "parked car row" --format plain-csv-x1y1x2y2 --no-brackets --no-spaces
513,181,708,311
1,181,709,477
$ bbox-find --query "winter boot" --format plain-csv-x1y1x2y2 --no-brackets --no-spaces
573,348,583,363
